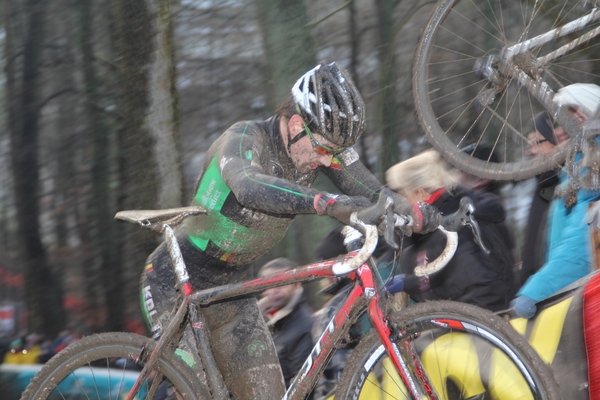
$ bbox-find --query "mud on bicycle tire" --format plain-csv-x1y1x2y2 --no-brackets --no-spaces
412,0,599,181
336,301,561,399
20,332,207,400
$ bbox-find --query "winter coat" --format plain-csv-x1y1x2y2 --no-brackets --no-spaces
386,186,517,311
518,169,600,302
262,289,315,387
518,170,559,286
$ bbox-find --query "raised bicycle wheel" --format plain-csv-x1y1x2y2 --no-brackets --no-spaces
337,301,561,399
20,332,206,400
413,0,600,181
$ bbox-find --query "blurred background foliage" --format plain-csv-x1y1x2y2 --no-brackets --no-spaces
0,0,531,338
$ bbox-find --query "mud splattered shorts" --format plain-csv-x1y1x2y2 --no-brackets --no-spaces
140,237,286,399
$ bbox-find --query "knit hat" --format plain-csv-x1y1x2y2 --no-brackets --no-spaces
554,83,600,117
462,143,500,163
533,111,559,145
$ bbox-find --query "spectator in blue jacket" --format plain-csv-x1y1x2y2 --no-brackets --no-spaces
513,83,600,318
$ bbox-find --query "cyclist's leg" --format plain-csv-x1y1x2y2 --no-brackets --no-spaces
141,242,209,383
202,295,285,399
182,242,285,399
141,240,286,400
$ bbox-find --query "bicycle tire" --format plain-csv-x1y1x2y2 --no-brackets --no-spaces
413,0,600,181
337,301,561,399
20,332,207,400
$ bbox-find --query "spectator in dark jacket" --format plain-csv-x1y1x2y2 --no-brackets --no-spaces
518,111,569,286
258,258,314,388
458,144,519,289
383,149,517,311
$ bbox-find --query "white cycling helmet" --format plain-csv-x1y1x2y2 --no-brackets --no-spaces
291,62,366,148
554,83,600,118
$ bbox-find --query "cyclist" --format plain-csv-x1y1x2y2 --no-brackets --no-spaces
140,61,441,399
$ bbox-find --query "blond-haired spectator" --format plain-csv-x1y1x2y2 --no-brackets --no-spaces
381,149,517,311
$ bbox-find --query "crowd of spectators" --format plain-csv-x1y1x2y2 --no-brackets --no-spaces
257,82,600,392
0,329,82,365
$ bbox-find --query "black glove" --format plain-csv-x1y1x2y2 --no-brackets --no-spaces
315,193,373,225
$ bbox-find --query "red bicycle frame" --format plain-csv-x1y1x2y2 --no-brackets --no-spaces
185,252,431,399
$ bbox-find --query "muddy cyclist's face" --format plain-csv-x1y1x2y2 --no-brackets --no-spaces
286,115,339,173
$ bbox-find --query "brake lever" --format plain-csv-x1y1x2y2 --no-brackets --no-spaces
383,194,398,250
354,188,398,250
467,212,490,254
441,197,490,255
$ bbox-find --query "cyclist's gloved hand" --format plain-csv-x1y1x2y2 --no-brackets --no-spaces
397,202,442,236
390,191,441,235
413,202,442,234
510,296,537,319
315,193,373,225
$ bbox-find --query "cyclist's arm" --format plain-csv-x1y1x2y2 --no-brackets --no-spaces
218,123,322,214
323,148,410,210
322,148,381,200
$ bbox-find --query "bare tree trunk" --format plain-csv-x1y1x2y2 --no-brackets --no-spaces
348,0,373,172
376,0,402,177
48,1,90,329
254,0,316,106
5,0,65,337
78,0,123,331
146,0,184,209
105,0,181,331
113,0,159,328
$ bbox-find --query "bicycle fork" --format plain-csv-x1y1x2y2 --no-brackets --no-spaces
367,287,438,399
376,321,438,400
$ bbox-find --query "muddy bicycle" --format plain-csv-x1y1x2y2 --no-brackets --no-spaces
414,0,600,186
21,190,560,399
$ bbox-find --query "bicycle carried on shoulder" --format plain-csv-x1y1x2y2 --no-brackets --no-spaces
21,190,560,400
414,0,600,186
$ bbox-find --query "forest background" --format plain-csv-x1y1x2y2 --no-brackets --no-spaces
0,0,532,339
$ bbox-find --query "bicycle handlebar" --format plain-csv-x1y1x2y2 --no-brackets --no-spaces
334,190,483,277
413,228,458,276
332,216,379,275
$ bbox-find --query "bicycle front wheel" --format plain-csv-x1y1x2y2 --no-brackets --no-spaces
21,332,207,400
413,0,600,181
337,301,561,399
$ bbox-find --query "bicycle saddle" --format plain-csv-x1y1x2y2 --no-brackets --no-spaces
115,206,206,226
